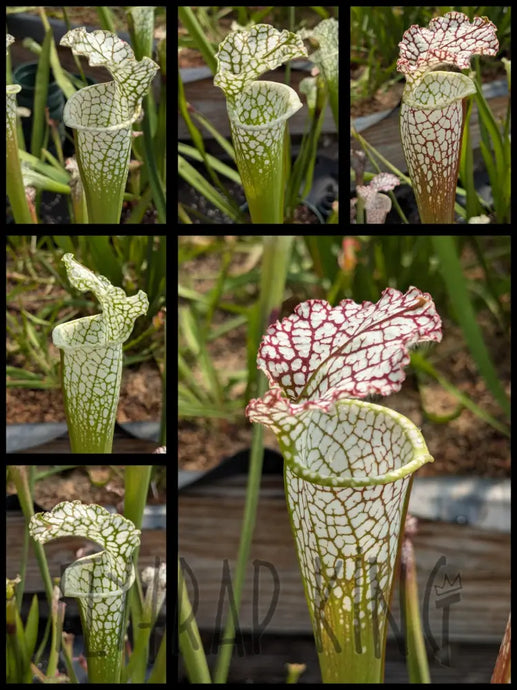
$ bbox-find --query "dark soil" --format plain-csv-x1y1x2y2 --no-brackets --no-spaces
178,178,322,224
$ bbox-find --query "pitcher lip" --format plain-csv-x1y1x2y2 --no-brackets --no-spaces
228,80,302,132
283,400,434,487
63,82,141,133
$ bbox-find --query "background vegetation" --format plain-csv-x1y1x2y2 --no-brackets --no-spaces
179,234,510,434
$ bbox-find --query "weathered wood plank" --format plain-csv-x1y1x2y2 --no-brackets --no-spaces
179,475,510,642
179,634,500,683
352,94,509,175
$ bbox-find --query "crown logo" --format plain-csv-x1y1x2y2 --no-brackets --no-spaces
434,572,462,597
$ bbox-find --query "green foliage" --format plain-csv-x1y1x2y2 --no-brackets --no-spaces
6,7,166,224
7,465,165,684
7,236,165,394
178,235,510,427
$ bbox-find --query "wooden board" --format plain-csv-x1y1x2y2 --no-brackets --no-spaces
179,474,510,643
352,94,510,176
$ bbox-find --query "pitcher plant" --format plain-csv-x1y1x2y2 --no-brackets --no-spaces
398,12,498,223
59,28,159,223
247,287,442,682
29,500,141,683
300,17,339,130
214,24,308,223
52,253,148,453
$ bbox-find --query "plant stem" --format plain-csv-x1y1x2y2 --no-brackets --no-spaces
213,236,294,682
400,516,430,683
178,559,212,683
6,79,34,223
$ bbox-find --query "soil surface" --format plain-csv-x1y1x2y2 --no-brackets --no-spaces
179,239,510,479
6,465,166,512
6,360,162,426
178,178,322,224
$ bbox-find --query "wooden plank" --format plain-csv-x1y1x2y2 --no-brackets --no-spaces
179,634,499,683
179,475,509,642
352,94,509,175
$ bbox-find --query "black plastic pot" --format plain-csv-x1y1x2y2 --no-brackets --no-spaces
6,421,162,454
13,62,65,151
13,62,97,158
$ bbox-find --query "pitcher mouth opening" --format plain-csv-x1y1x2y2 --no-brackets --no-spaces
61,556,135,598
63,82,141,133
228,80,302,131
282,400,433,487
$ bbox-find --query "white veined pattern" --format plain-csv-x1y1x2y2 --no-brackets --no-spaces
28,500,142,683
